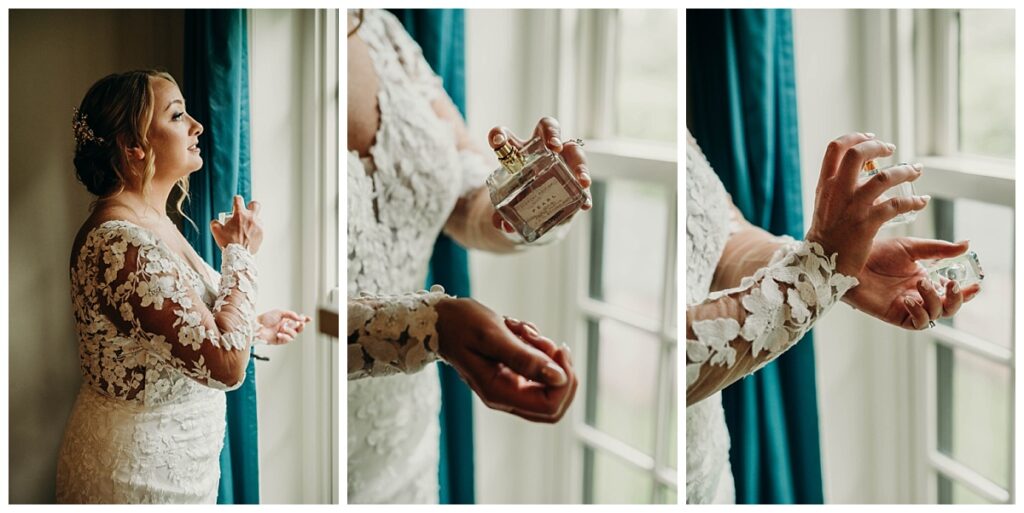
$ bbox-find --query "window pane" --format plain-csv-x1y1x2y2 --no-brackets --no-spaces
615,9,677,142
935,345,1011,490
588,179,669,321
959,10,1015,159
933,198,1013,348
666,345,677,470
659,484,677,504
938,475,996,504
587,446,653,504
585,317,660,454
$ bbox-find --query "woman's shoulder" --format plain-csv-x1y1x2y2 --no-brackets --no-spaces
72,209,160,258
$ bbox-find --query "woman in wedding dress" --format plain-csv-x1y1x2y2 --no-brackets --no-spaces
56,69,310,503
685,130,981,503
347,10,586,503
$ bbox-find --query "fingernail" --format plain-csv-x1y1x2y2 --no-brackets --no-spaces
560,342,572,356
492,132,506,146
904,297,915,307
542,362,568,386
921,195,931,202
864,132,875,138
548,136,562,148
952,282,960,294
913,163,923,171
579,172,591,184
523,324,540,338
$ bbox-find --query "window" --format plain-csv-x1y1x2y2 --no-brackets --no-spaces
562,9,678,504
901,9,1015,505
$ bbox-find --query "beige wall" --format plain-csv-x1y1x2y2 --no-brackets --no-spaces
8,9,185,503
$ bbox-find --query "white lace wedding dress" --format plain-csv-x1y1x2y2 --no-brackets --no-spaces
685,133,858,503
346,10,492,504
56,220,258,503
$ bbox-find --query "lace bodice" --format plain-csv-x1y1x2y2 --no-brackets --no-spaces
684,132,857,503
346,10,492,503
57,219,259,503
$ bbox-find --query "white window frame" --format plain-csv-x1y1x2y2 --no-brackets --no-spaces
545,9,679,504
870,9,1015,505
297,8,339,504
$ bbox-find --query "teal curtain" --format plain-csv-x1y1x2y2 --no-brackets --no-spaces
687,9,824,504
182,9,259,504
388,8,475,505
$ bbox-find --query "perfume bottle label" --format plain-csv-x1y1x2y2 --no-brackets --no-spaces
512,175,574,230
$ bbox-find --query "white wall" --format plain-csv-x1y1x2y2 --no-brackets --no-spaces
7,9,185,504
793,9,915,503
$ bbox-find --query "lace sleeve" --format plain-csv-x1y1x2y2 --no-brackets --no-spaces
96,227,258,391
348,284,452,380
685,239,859,405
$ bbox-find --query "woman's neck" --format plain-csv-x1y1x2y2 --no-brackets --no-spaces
104,177,178,222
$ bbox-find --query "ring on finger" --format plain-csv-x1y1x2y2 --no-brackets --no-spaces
563,137,584,147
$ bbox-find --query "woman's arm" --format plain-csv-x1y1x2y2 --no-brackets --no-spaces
686,131,930,406
95,225,257,390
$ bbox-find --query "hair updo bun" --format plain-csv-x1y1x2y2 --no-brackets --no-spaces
72,69,178,200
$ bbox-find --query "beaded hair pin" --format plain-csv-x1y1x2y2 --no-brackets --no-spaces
72,107,105,149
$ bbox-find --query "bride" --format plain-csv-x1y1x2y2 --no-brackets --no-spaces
56,69,310,503
685,130,981,503
347,9,587,503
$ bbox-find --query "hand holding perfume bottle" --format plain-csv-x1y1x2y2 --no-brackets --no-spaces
485,117,592,244
859,160,925,227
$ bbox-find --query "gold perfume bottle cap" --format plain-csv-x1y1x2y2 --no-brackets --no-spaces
863,159,878,172
495,140,524,173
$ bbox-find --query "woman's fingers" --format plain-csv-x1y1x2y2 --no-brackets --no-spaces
903,296,929,330
534,116,562,152
476,328,567,387
854,163,922,205
488,126,526,150
837,139,897,192
869,195,930,227
917,279,943,321
818,132,875,184
902,238,970,261
504,317,559,357
247,200,261,216
233,194,245,213
941,280,965,317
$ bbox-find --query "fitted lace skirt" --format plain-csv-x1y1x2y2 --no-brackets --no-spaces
56,384,226,504
348,363,442,503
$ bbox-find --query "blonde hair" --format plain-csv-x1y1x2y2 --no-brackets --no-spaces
73,69,192,221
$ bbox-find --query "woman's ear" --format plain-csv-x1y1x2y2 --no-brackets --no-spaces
126,146,145,161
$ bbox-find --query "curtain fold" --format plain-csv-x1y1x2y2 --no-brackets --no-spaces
388,8,476,505
687,9,824,504
182,9,259,505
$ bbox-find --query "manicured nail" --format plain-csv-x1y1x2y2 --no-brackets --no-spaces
921,195,931,203
560,342,572,356
523,324,540,338
492,132,506,146
864,132,876,138
886,143,896,151
913,163,923,171
548,136,562,148
904,297,915,307
951,282,960,294
542,362,568,386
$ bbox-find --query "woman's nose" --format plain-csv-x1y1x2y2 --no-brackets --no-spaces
191,117,204,137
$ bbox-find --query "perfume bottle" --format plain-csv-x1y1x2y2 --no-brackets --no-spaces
861,160,919,227
922,250,984,295
487,136,586,243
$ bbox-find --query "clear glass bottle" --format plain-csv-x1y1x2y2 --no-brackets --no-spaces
923,250,984,294
486,136,586,243
861,160,919,227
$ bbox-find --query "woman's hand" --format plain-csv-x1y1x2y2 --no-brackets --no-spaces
843,238,981,330
435,297,577,423
487,117,593,233
211,195,264,253
804,133,930,276
257,309,312,345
